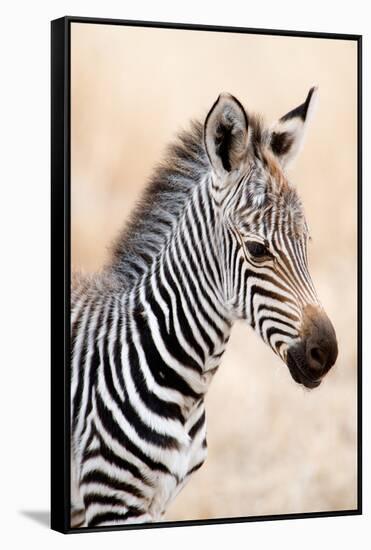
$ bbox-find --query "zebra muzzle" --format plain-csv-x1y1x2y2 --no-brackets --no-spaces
286,305,338,389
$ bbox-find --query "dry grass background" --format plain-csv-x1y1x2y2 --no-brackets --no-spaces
71,23,358,521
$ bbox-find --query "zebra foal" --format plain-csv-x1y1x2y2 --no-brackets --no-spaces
71,88,338,527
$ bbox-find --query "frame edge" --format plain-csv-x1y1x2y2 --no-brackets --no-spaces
51,15,70,534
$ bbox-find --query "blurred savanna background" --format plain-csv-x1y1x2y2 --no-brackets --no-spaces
71,23,358,521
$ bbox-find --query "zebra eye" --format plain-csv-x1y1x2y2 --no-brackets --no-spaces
246,241,270,258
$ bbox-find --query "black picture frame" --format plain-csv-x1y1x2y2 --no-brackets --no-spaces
51,16,362,534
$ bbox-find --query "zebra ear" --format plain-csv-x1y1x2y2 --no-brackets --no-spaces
204,93,249,176
270,87,318,168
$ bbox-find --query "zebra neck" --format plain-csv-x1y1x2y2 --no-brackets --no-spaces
127,282,231,407
127,185,233,401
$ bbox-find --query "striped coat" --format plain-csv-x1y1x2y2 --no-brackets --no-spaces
71,89,337,527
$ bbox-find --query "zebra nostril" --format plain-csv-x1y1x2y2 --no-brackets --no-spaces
308,345,326,371
301,305,338,376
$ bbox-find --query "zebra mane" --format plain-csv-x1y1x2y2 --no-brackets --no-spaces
106,120,209,287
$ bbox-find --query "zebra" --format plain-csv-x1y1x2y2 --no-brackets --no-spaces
71,88,338,528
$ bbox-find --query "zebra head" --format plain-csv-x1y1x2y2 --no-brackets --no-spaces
204,90,338,388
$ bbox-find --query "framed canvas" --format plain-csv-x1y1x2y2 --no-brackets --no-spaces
51,16,362,534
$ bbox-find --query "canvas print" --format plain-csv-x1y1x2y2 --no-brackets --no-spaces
53,19,360,531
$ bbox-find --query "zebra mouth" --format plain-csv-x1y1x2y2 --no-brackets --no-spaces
286,347,322,389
